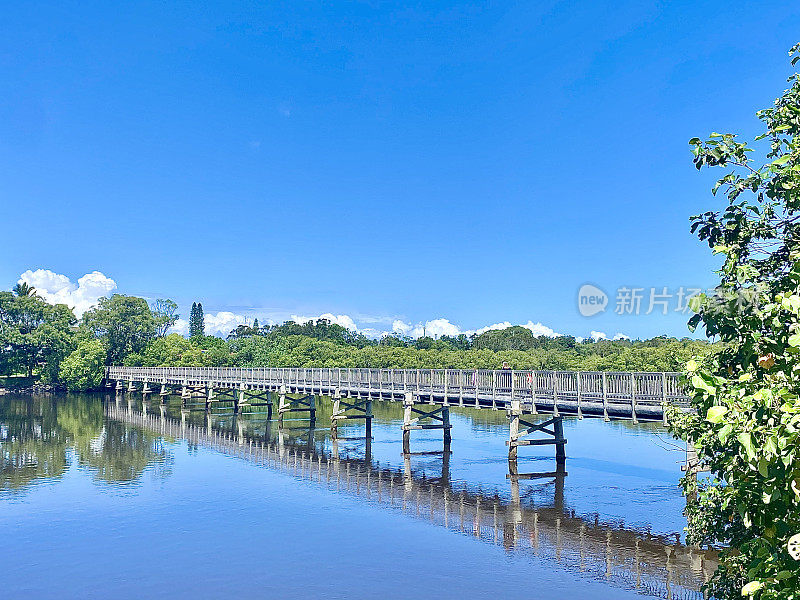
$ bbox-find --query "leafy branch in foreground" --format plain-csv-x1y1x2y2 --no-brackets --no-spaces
669,43,800,599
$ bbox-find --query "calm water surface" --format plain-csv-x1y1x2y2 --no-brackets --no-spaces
0,393,714,599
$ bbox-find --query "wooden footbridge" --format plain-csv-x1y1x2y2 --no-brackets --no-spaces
106,400,713,600
106,366,690,465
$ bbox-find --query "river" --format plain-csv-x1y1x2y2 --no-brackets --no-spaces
0,392,714,599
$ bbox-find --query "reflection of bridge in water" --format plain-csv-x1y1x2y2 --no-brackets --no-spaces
106,399,715,600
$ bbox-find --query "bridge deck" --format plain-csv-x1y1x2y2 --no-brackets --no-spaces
107,367,689,422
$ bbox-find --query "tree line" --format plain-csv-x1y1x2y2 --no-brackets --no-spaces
0,289,178,391
0,287,713,392
125,318,712,373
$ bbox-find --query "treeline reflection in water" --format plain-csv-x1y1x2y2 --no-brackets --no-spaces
0,393,715,600
0,395,171,493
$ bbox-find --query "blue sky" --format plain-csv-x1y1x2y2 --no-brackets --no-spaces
3,1,799,340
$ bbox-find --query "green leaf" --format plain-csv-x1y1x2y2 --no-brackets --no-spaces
706,405,729,423
692,374,716,395
738,432,756,460
742,580,763,595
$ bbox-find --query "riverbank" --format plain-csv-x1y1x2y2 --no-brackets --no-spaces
0,375,56,395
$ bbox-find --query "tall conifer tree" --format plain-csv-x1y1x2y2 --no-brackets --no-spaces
195,303,205,337
189,302,199,338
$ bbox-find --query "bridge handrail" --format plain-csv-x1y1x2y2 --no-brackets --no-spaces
106,366,690,405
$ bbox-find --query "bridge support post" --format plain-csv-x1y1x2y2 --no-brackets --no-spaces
402,392,413,454
278,385,287,426
442,402,451,444
233,385,272,418
235,386,244,414
365,399,373,439
507,401,567,466
331,389,341,437
682,444,705,505
554,416,566,465
142,381,151,399
160,382,169,403
278,387,316,425
508,399,521,461
115,380,123,392
127,380,136,394
402,391,452,454
331,389,373,440
206,384,214,412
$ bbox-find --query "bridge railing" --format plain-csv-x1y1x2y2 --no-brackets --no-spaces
106,366,690,407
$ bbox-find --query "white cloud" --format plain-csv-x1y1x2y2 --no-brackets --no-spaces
204,311,250,336
170,318,189,336
465,321,562,338
392,318,462,338
392,319,413,336
18,269,117,317
587,331,630,342
392,318,564,340
472,321,512,336
521,321,562,338
421,318,462,338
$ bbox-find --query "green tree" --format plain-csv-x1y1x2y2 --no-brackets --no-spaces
59,338,107,390
151,298,178,337
669,44,800,599
0,292,76,378
83,295,157,365
473,326,535,351
188,302,198,337
189,301,205,338
12,281,36,297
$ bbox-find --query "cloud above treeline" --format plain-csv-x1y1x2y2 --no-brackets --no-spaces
13,269,629,342
390,318,563,339
17,269,117,317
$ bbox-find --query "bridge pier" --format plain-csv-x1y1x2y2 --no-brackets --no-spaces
235,385,246,415
143,381,154,399
402,392,452,454
507,399,566,466
179,383,208,408
206,384,214,411
158,381,172,404
278,385,316,426
330,389,373,439
234,384,273,415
